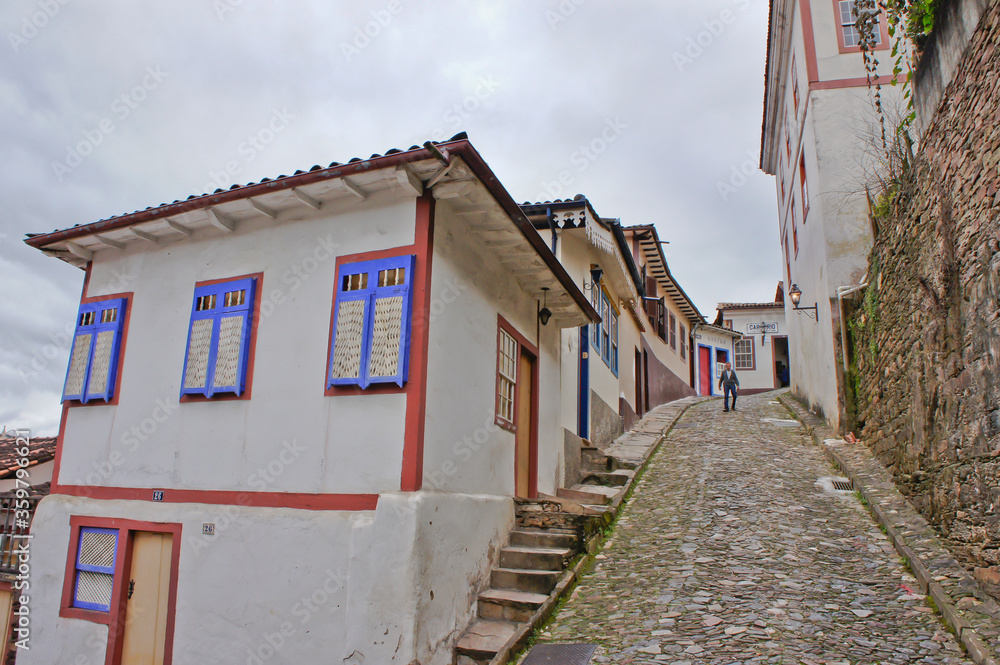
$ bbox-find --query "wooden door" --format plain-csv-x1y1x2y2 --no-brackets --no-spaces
699,346,711,395
120,532,172,665
634,349,643,416
514,351,535,498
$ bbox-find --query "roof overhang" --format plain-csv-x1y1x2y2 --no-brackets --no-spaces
760,0,795,174
625,224,705,324
25,138,599,328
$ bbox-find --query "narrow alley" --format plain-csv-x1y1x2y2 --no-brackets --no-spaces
531,393,972,664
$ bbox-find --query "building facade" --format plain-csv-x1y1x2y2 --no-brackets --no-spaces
760,0,902,428
20,137,598,665
716,287,790,394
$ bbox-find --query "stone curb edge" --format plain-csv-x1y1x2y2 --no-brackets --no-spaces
778,392,1000,665
489,397,710,665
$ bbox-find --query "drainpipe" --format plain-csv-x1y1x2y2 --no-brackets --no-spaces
836,274,869,373
691,323,703,394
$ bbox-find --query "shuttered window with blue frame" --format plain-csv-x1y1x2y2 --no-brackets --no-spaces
328,255,415,389
72,527,119,612
181,277,256,398
62,298,127,404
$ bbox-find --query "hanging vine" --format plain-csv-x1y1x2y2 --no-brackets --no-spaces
855,0,939,139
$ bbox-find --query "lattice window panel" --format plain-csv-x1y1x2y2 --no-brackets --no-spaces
213,315,245,387
65,333,93,396
368,296,404,378
184,319,214,389
80,529,116,568
75,571,114,608
87,330,115,396
330,300,366,380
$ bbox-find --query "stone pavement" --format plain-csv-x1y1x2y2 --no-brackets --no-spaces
527,392,973,664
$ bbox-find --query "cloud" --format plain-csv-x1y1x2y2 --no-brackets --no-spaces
1,0,780,430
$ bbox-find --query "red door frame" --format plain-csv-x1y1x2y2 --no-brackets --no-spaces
61,516,182,665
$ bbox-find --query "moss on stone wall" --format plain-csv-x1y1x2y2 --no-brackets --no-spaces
847,0,1000,596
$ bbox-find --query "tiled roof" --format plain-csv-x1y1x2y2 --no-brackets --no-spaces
717,302,784,310
25,133,471,240
0,436,56,479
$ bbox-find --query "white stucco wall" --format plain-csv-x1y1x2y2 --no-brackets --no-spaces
721,308,787,391
61,194,417,495
692,328,738,396
19,492,512,665
421,202,565,495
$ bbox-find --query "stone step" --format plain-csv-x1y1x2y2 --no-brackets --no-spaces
491,567,563,594
557,487,611,505
455,619,519,663
582,446,617,471
500,545,573,571
569,484,620,500
581,469,633,487
478,588,550,622
537,493,607,516
509,529,577,550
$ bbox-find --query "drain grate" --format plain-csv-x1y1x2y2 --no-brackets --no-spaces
522,643,598,665
832,479,854,491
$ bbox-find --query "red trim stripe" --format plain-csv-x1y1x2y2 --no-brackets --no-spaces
52,485,379,511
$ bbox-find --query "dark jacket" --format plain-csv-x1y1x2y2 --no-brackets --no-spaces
719,369,739,387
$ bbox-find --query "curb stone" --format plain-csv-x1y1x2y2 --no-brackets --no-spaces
778,390,1000,665
493,395,713,665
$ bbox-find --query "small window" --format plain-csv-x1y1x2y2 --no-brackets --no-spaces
723,319,733,330
735,337,755,370
63,298,127,404
680,324,687,361
181,277,257,398
783,233,792,283
669,313,677,351
496,328,518,429
800,154,810,219
838,0,882,49
610,309,619,375
72,527,119,612
792,202,800,257
594,288,619,375
791,57,800,115
328,255,415,389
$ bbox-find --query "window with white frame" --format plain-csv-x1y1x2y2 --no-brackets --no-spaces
182,277,256,398
63,298,127,403
328,255,415,389
838,0,882,48
71,527,118,612
496,327,518,429
735,337,755,370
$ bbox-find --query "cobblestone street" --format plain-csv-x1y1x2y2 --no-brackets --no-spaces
534,392,972,664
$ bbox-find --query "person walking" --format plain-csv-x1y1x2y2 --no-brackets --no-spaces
719,362,739,412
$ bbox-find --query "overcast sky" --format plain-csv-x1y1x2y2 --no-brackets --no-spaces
1,0,780,435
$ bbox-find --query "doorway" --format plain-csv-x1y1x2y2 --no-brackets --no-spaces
514,347,538,499
772,336,790,388
117,531,173,665
634,348,643,417
698,345,711,395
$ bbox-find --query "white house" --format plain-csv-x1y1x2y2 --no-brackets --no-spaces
690,324,742,398
760,0,902,426
20,135,598,665
519,199,705,453
715,284,790,394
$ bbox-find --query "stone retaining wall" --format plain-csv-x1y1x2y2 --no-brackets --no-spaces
849,0,1000,595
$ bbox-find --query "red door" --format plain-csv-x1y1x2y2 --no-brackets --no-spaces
699,346,711,395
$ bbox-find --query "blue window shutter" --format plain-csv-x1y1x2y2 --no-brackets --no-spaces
62,298,126,404
181,278,255,398
328,255,415,389
73,527,118,612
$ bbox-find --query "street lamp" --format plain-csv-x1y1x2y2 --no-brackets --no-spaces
788,283,818,320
